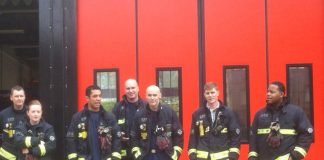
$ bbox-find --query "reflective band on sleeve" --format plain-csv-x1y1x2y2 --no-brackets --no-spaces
173,146,182,153
171,150,178,160
121,149,127,157
118,119,125,125
279,129,296,135
188,148,197,156
78,158,85,160
294,146,307,157
24,136,32,148
210,150,229,160
248,151,258,158
0,147,16,160
229,148,240,154
131,147,141,159
257,128,271,134
39,144,46,156
112,152,121,159
221,128,228,133
68,153,77,159
275,153,290,160
196,150,209,159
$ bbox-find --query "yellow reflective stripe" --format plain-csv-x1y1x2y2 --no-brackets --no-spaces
112,152,121,159
275,153,290,160
78,158,85,160
280,129,296,135
229,148,240,154
257,128,270,134
3,129,15,134
210,150,229,160
118,119,125,125
121,149,127,157
188,148,197,156
78,131,87,139
196,150,208,159
248,151,258,158
221,128,228,133
173,146,182,153
25,136,32,148
171,150,178,160
0,147,16,160
294,146,307,157
39,144,46,156
68,153,77,159
131,147,141,159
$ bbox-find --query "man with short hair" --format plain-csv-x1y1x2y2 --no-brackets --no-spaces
130,85,183,160
0,85,27,159
248,81,313,160
188,82,241,160
112,79,146,160
66,85,121,160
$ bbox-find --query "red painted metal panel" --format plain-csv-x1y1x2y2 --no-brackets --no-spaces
204,0,267,159
137,0,198,159
77,0,136,109
268,0,324,159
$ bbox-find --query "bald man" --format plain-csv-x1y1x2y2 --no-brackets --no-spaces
130,85,183,160
112,79,146,160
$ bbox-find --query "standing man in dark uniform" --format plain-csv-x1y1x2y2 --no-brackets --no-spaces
112,79,146,160
248,81,313,160
0,85,27,159
66,85,121,160
130,85,183,160
188,82,240,160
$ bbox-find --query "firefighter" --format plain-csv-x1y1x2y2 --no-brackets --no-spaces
66,85,121,160
14,100,56,160
248,81,313,160
188,82,240,160
0,85,27,159
112,79,146,160
130,85,183,160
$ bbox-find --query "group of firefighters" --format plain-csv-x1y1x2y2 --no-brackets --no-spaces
0,79,313,160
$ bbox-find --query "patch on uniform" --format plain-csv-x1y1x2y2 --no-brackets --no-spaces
236,128,240,135
49,136,55,141
260,113,269,118
308,128,313,133
190,129,195,135
177,129,183,135
81,117,87,121
199,114,206,119
140,118,147,123
66,132,74,137
117,131,122,137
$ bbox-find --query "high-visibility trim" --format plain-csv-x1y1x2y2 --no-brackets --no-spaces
121,149,127,157
196,150,208,159
275,153,290,160
257,128,296,135
106,158,111,160
210,150,229,160
294,146,307,157
229,148,240,154
39,144,46,156
78,158,85,160
221,128,228,133
112,152,121,159
257,128,270,134
25,136,32,147
3,129,15,134
0,147,16,160
118,119,125,125
171,150,178,160
78,131,87,139
68,153,77,159
248,151,258,158
131,147,141,159
173,146,182,153
188,148,197,156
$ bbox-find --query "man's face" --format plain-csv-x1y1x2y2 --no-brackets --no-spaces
87,89,102,111
27,104,42,124
10,90,26,109
125,80,139,101
204,88,219,105
266,84,284,105
146,87,161,111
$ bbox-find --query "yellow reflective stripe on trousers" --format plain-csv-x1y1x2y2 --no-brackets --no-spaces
0,147,16,160
221,128,228,133
118,119,125,125
210,150,229,160
248,151,258,158
25,136,32,147
68,153,77,159
280,129,296,135
229,148,240,154
112,152,121,159
196,150,208,159
188,148,197,156
275,153,290,160
39,144,46,156
121,149,127,157
294,146,307,157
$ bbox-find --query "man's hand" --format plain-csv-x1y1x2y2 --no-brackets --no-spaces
22,148,29,154
121,132,129,142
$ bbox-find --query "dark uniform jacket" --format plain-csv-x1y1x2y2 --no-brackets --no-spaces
248,100,313,160
66,105,121,160
14,119,56,160
188,101,240,160
130,104,183,160
112,95,146,159
0,106,27,159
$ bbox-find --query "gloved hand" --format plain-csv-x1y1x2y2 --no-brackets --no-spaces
24,154,34,160
156,135,170,150
266,133,282,148
120,132,130,142
290,150,303,160
99,136,111,151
